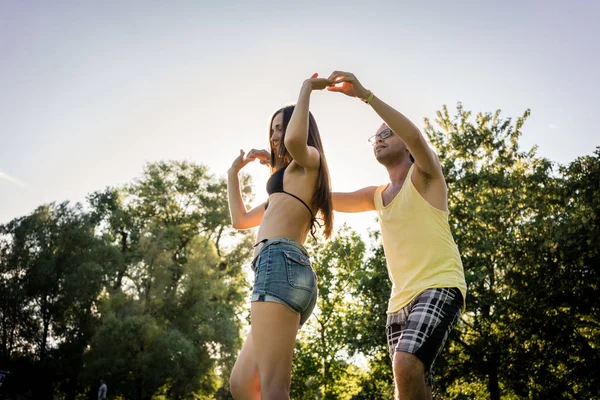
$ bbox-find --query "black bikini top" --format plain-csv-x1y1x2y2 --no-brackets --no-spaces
266,165,288,195
265,165,322,237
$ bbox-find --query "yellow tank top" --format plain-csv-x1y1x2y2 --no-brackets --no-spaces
374,165,467,314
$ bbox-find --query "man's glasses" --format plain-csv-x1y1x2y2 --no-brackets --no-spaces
368,129,394,145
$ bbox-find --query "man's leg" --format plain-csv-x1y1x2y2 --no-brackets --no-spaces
390,288,462,400
393,352,428,399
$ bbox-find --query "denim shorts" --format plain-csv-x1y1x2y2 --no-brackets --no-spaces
251,238,318,326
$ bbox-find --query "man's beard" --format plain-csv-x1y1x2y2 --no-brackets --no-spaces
376,149,408,167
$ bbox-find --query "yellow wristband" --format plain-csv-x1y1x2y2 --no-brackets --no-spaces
362,91,374,104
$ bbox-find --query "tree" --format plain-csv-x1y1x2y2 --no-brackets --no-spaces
291,226,368,400
83,161,251,399
0,202,118,400
347,231,394,399
501,148,600,398
423,104,599,399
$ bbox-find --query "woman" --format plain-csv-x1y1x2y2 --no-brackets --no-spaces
227,74,333,400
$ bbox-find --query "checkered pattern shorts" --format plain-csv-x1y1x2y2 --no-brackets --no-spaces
386,287,462,385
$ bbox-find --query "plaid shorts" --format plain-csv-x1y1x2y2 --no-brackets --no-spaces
386,287,462,385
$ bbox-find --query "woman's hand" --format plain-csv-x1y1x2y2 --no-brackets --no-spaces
247,149,271,166
228,150,253,175
302,72,334,91
229,149,271,175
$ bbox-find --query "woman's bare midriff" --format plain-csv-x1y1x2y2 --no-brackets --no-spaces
253,194,313,258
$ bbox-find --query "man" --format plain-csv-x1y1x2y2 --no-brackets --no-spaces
98,379,107,400
327,71,467,400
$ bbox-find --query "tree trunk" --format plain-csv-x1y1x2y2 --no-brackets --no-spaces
65,380,77,400
114,230,128,289
488,353,500,400
320,323,331,398
1,313,7,363
215,225,224,257
40,308,50,361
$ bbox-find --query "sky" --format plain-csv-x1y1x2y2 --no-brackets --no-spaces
1,0,599,240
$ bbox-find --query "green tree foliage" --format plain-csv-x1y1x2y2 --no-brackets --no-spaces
291,226,371,399
422,103,554,399
0,161,251,399
500,149,600,399
423,105,599,399
327,105,598,399
1,113,598,399
83,161,250,399
348,232,394,399
0,202,119,399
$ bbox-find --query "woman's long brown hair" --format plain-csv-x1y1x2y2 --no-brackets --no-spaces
268,105,333,239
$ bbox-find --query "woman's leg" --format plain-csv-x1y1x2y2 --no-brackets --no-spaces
251,301,300,400
230,331,260,400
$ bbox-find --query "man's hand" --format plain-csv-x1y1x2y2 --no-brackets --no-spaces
326,71,370,100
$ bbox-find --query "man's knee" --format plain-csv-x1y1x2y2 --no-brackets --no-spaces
393,351,426,382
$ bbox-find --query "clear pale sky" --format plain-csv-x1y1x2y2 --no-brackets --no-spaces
2,1,599,238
